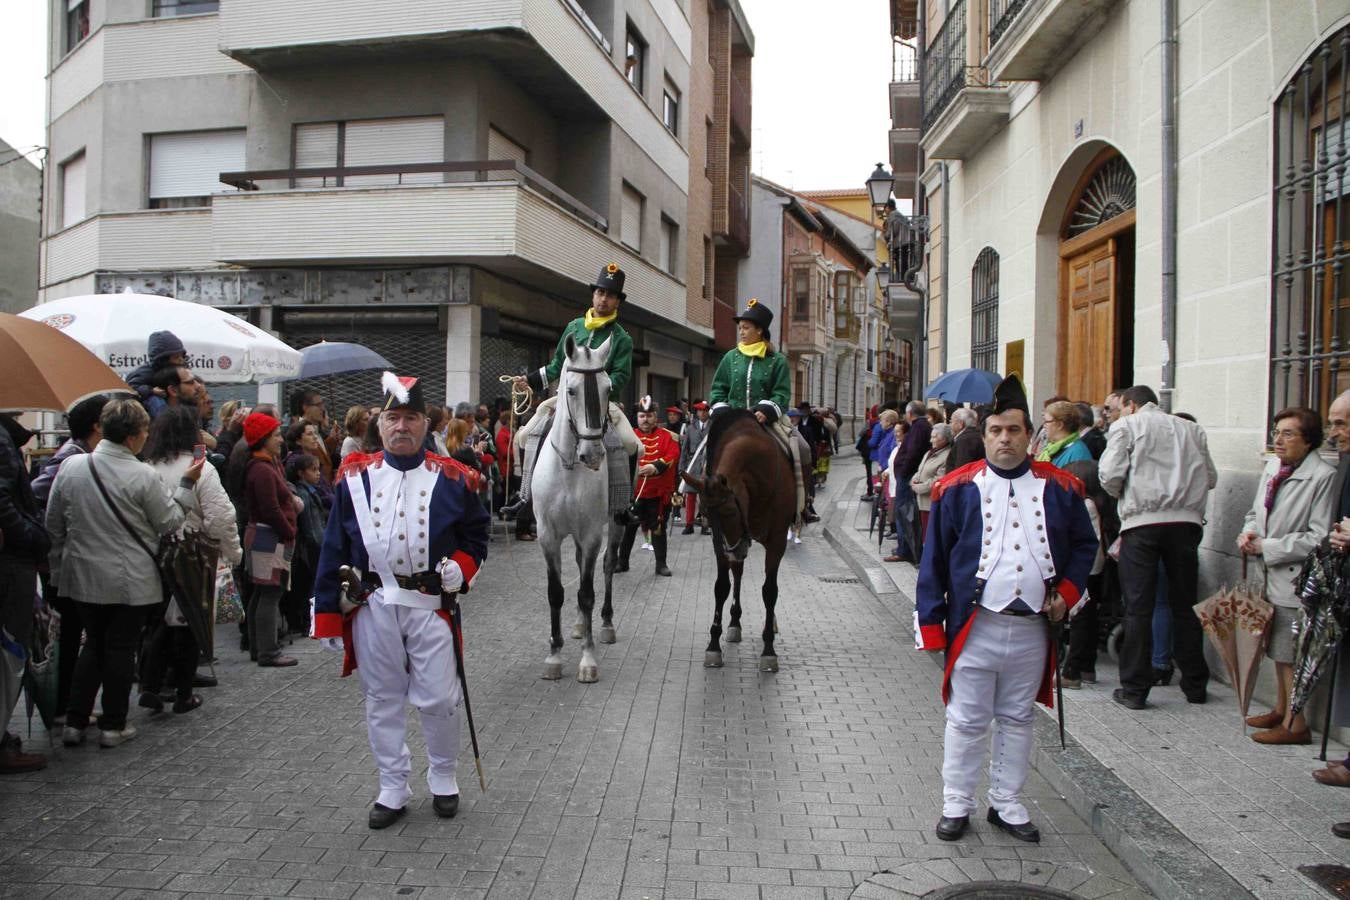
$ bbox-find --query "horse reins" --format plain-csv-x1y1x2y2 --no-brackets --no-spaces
554,363,609,468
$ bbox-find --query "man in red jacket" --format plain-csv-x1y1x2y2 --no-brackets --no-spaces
616,396,679,577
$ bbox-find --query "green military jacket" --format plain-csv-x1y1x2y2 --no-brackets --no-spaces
708,348,792,423
528,316,633,398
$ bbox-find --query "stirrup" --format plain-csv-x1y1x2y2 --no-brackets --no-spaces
500,492,528,515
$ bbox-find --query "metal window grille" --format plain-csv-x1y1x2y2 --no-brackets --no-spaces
152,0,220,16
280,327,449,421
921,0,997,133
988,0,1029,47
971,247,1000,373
1271,24,1350,422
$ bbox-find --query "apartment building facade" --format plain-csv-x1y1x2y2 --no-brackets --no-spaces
41,0,752,412
0,138,40,316
739,177,882,439
897,0,1350,593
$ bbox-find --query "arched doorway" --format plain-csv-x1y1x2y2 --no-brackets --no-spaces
1056,148,1136,401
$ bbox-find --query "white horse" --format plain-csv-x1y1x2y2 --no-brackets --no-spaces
531,334,622,682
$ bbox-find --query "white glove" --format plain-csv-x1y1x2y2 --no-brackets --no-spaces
437,557,464,593
319,637,344,653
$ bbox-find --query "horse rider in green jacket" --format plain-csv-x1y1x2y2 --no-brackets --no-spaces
702,298,810,524
503,264,640,516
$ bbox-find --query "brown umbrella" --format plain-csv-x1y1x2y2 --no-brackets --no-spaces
0,312,130,412
1192,557,1274,726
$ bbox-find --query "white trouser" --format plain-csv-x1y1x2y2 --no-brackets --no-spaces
353,595,462,809
941,610,1047,824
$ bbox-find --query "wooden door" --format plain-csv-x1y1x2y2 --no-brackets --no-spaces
1061,239,1116,402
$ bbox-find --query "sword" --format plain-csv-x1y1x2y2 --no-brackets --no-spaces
338,565,367,614
1050,616,1066,750
444,591,487,793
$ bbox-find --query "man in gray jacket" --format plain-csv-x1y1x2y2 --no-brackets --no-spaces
1314,392,1350,835
1099,384,1217,709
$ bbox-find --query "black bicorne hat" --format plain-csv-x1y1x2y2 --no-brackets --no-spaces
732,297,773,333
381,371,427,415
635,394,657,414
589,263,627,300
990,373,1029,417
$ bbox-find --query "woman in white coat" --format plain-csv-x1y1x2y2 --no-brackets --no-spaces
142,406,243,714
1238,406,1336,745
911,423,953,547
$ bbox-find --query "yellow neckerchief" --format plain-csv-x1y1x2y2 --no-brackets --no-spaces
584,308,617,331
737,340,767,359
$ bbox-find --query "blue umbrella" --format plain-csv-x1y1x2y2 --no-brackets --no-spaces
923,368,1002,404
296,342,392,379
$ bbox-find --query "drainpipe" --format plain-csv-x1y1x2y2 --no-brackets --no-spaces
939,161,950,377
1159,0,1179,411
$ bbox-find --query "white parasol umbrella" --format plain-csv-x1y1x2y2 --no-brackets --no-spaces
19,293,302,383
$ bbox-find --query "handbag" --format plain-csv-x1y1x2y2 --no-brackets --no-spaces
87,456,175,579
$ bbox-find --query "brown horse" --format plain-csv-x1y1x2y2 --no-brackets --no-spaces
681,409,800,672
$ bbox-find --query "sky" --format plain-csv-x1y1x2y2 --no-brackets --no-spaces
0,1,892,191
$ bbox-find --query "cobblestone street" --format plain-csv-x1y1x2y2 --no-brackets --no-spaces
0,475,1148,899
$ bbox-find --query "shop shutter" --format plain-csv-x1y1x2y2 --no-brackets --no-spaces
149,130,245,201
478,334,549,408
60,152,86,229
487,127,528,170
344,116,444,186
280,326,449,422
294,122,338,187
620,183,643,250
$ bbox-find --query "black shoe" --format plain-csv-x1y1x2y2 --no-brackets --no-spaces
1333,821,1350,839
655,564,672,577
1152,665,1174,686
614,559,629,573
432,794,459,819
1184,689,1207,704
192,673,217,688
1060,668,1082,690
137,691,164,714
986,808,1040,843
682,525,694,535
701,527,711,535
860,493,874,502
803,511,821,523
368,803,407,830
935,815,968,841
1112,688,1146,710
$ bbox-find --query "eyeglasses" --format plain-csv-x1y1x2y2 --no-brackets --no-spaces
1271,428,1303,441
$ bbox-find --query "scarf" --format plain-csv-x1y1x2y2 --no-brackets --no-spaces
737,341,767,359
1035,430,1080,463
1264,461,1297,512
584,308,617,331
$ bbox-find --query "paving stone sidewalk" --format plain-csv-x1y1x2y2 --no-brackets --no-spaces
1,473,1148,899
826,472,1348,900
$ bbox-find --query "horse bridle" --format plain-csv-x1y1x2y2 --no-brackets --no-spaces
711,483,752,559
553,363,609,468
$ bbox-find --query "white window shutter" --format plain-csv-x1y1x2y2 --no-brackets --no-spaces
60,153,86,229
621,185,642,250
487,127,528,169
294,122,338,187
149,130,245,200
344,116,444,185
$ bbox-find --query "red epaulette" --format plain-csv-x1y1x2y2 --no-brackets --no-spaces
426,452,482,491
1031,460,1085,497
336,451,383,480
931,460,986,503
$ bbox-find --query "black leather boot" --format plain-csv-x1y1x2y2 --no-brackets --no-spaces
615,522,637,573
653,533,672,577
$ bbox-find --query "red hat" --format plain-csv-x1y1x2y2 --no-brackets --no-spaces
692,401,709,410
243,412,280,447
665,405,681,414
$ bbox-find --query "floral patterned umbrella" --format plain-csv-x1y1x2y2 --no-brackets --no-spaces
1289,546,1350,716
1193,558,1274,724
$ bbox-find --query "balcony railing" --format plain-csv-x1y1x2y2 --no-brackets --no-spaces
988,0,1030,47
727,183,750,250
893,39,918,83
922,0,997,132
218,159,607,232
729,72,751,142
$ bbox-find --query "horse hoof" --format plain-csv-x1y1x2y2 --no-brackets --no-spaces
599,625,617,644
704,651,724,668
726,626,742,643
759,656,779,673
571,623,586,640
542,662,563,680
577,665,599,683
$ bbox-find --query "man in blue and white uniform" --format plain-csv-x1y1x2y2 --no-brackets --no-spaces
915,375,1098,844
312,372,490,830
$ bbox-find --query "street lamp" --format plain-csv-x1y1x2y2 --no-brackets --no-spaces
866,163,893,213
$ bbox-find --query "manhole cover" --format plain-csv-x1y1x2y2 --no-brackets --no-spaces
1299,865,1350,898
930,885,1082,900
818,575,860,584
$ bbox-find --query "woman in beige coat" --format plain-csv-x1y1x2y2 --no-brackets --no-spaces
911,423,953,545
1238,406,1335,745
